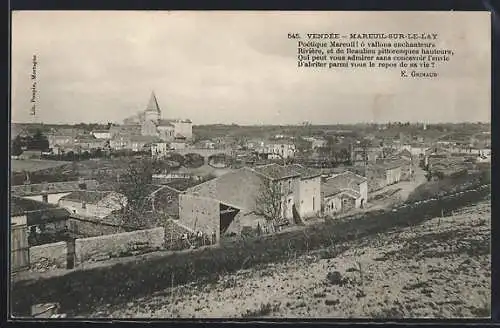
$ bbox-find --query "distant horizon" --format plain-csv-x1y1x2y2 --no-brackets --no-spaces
10,120,492,126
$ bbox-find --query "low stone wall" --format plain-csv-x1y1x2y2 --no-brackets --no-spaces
74,228,165,266
29,241,68,270
68,217,127,238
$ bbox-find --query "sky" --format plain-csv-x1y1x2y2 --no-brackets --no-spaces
11,11,491,125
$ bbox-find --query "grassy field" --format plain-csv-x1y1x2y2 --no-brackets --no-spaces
97,199,491,319
11,159,71,173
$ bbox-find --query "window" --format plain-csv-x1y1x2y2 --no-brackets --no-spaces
313,197,315,211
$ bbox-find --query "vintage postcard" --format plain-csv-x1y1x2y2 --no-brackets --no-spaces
10,11,491,319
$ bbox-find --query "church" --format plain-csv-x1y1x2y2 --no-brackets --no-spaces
120,92,193,142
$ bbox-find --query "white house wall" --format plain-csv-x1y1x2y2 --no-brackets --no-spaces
297,177,321,218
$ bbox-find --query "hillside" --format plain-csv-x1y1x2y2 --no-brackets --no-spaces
95,199,490,319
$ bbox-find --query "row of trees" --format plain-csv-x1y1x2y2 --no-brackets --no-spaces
11,130,50,156
41,148,151,162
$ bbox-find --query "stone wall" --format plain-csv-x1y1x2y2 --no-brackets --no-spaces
179,194,220,240
29,241,68,269
67,217,126,237
74,228,165,266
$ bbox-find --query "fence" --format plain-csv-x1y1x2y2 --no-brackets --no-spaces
74,227,165,266
11,225,30,273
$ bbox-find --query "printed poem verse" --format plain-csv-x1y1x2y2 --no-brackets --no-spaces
288,33,456,78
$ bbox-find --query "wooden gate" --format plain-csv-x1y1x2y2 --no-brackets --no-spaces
11,224,30,273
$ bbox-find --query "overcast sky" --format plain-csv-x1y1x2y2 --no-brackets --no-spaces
11,11,491,125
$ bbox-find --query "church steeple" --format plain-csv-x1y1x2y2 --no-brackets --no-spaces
145,91,161,114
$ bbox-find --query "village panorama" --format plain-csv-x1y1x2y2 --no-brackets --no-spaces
10,92,491,319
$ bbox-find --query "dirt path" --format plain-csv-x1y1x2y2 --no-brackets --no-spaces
93,200,490,319
368,165,428,210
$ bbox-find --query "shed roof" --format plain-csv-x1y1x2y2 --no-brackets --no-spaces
10,196,71,224
11,196,58,216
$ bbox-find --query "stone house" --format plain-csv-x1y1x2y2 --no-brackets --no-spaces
361,163,402,192
384,163,402,185
321,170,368,210
287,164,322,219
264,142,296,159
178,164,321,242
322,187,361,216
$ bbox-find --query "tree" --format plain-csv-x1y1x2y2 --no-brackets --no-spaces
255,177,282,229
11,135,24,156
28,129,50,151
118,159,154,227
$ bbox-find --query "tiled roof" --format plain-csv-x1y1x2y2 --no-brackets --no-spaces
10,179,99,197
251,164,301,180
322,184,343,197
59,190,113,204
288,164,321,179
336,170,367,184
322,185,360,199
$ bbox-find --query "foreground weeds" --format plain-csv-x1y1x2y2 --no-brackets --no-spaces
11,188,489,317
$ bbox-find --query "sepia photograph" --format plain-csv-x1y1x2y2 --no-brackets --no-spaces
9,11,491,319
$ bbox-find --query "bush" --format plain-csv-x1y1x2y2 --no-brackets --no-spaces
407,171,486,202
